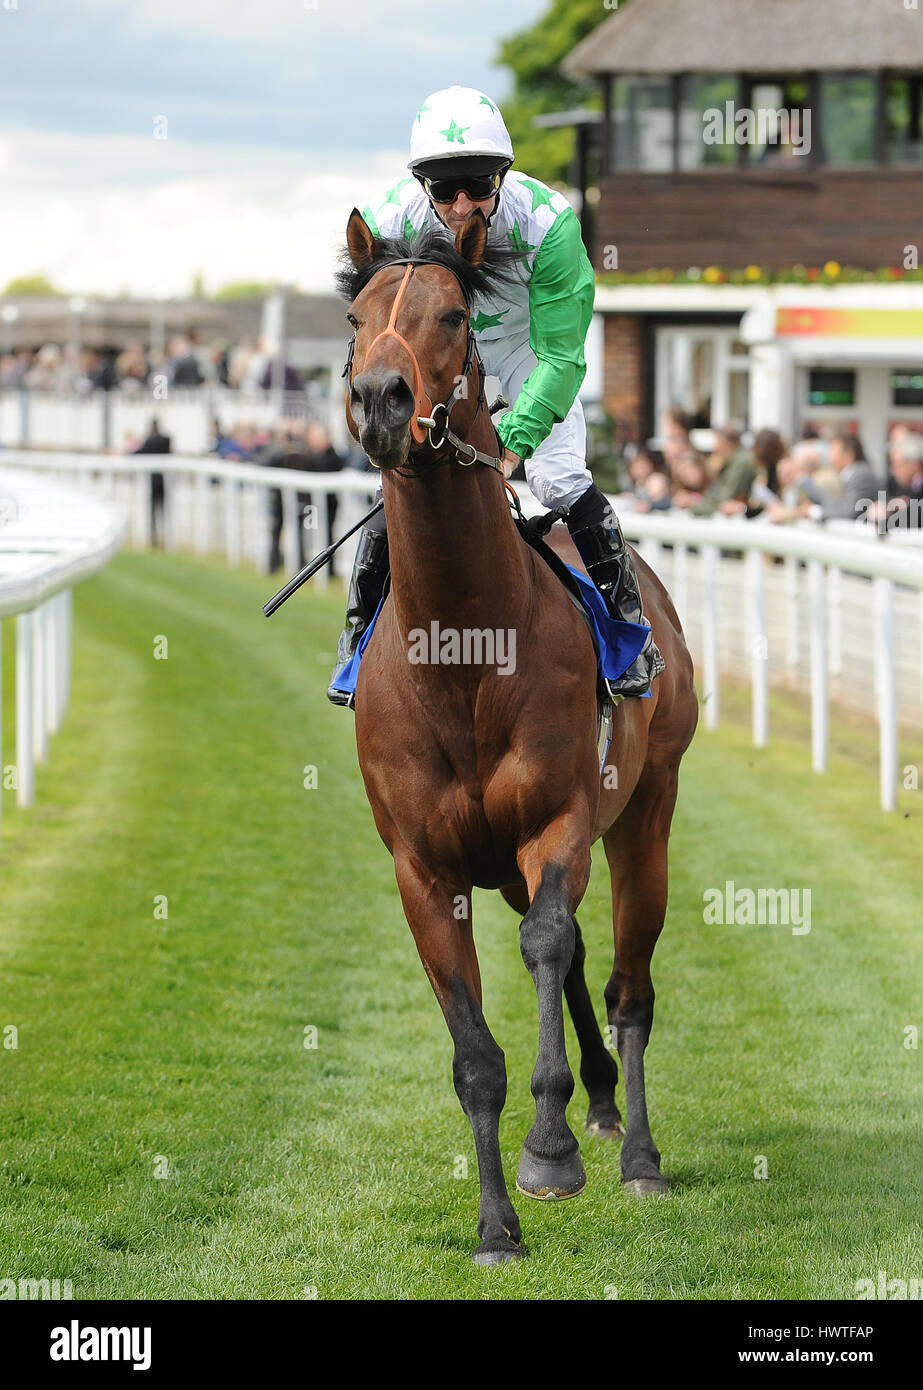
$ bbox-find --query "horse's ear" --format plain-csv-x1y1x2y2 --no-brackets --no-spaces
455,209,488,268
346,208,377,269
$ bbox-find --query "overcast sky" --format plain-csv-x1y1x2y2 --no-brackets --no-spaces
0,0,546,297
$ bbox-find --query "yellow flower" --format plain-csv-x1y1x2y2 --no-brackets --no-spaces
824,260,841,278
704,265,722,284
745,264,762,281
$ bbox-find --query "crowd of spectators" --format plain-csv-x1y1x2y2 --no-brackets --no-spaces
126,414,374,566
599,410,923,532
0,334,315,397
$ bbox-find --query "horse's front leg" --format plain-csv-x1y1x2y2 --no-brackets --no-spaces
393,848,523,1265
515,818,593,1200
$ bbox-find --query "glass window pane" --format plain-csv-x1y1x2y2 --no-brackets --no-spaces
679,76,737,169
892,370,923,407
821,74,877,164
747,80,812,165
728,371,750,429
886,76,923,165
611,76,674,171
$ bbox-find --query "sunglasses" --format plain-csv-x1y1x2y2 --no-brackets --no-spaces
421,170,505,204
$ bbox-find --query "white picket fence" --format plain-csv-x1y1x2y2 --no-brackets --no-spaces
1,448,921,812
0,468,126,835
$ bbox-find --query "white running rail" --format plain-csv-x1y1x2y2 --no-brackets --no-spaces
0,468,126,836
2,449,921,812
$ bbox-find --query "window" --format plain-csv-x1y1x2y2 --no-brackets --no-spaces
886,76,923,165
611,76,674,171
820,74,877,164
892,371,923,407
678,76,737,169
808,369,856,407
746,79,811,165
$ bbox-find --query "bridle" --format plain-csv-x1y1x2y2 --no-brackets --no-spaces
341,258,506,478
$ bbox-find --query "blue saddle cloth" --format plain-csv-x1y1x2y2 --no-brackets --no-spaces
332,565,650,698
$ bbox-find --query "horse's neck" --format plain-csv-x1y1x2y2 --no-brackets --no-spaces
382,460,530,637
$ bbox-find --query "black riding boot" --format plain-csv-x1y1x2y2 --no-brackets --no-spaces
326,512,389,708
565,484,665,699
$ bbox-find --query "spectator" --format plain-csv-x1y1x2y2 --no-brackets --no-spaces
287,421,344,555
674,426,755,516
879,431,923,529
167,336,204,388
798,432,877,523
660,408,694,473
131,416,171,547
753,429,787,496
622,448,671,512
671,450,709,506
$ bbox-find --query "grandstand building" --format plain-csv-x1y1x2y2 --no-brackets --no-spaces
560,0,923,470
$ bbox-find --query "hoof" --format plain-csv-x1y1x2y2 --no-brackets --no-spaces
586,1117,625,1140
623,1175,669,1197
516,1146,587,1201
472,1239,524,1267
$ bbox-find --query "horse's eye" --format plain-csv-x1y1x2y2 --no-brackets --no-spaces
346,313,359,329
444,310,466,330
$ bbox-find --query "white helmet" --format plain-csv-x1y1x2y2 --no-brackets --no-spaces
408,85,514,173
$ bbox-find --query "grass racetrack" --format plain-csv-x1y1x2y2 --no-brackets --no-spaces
1,550,921,1300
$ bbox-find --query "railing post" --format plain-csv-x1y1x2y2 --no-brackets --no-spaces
875,576,897,812
784,555,799,685
314,494,330,591
282,485,300,575
44,596,58,735
827,564,842,678
224,478,241,568
701,544,719,730
62,589,73,718
163,472,178,553
259,487,273,575
673,542,688,630
16,612,34,806
747,548,769,748
194,472,210,555
132,469,152,549
32,605,47,763
808,560,827,774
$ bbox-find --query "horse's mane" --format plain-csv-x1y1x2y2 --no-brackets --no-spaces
335,222,529,307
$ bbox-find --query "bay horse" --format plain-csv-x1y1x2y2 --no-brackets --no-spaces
339,206,698,1265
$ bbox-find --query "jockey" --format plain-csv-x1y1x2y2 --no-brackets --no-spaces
328,84,664,706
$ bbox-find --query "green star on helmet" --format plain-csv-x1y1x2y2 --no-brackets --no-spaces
479,96,497,113
520,178,556,212
470,308,510,332
415,102,430,123
440,118,469,144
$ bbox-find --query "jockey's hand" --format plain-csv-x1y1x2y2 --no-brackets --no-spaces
500,448,521,478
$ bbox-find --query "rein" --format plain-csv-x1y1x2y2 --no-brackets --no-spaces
342,257,506,480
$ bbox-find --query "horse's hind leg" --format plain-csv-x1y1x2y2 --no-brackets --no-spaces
602,764,679,1196
566,919,624,1139
395,851,522,1265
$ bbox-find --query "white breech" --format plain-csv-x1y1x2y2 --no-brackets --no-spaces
488,342,594,511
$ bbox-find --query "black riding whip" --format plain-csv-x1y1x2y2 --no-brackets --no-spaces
262,497,383,617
